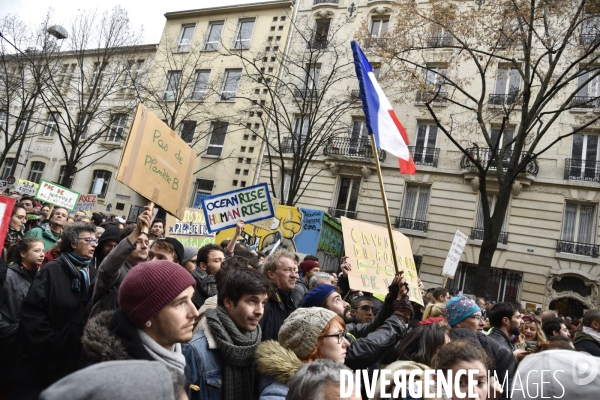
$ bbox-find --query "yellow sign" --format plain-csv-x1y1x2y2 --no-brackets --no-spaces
116,103,197,219
341,217,423,305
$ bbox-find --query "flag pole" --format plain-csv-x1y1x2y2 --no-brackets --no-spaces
369,134,402,276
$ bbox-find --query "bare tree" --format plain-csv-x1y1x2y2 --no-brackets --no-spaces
363,0,600,297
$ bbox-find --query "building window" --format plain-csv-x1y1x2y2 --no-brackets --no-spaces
90,62,107,89
191,178,214,208
235,168,240,174
238,157,243,163
370,17,389,38
446,263,522,302
246,157,252,164
90,170,112,198
1,158,14,179
176,24,195,52
240,181,246,187
416,66,446,102
331,177,360,219
233,180,238,186
77,113,89,140
490,67,521,105
243,169,249,175
221,69,242,100
207,121,228,156
57,63,76,92
204,21,224,51
28,161,45,184
568,133,599,180
58,165,76,188
311,19,330,48
560,202,597,255
288,115,309,152
233,19,256,49
122,60,144,91
304,64,321,91
106,114,128,143
163,70,182,101
473,195,508,244
16,111,31,136
179,121,196,145
582,13,600,44
574,69,600,108
398,185,430,232
42,112,60,138
413,123,438,166
191,70,210,100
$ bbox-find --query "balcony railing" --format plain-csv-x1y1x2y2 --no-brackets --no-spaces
571,96,600,109
308,40,328,49
460,147,539,176
557,239,599,258
313,0,338,4
416,91,447,103
329,207,357,219
293,88,319,99
281,137,303,153
427,36,453,47
489,93,520,106
350,89,361,99
581,34,600,45
564,158,600,182
471,228,508,244
395,217,428,232
409,146,440,167
323,137,386,161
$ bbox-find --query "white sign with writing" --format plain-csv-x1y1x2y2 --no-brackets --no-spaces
442,229,469,279
35,179,81,211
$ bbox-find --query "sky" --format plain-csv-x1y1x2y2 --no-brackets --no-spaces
1,0,269,44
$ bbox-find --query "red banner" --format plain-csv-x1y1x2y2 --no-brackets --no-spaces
0,195,17,254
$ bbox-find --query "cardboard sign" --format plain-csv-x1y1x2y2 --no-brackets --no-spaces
13,179,38,196
341,217,423,305
74,194,98,216
442,229,469,279
35,179,81,211
165,207,215,248
0,196,16,251
201,183,275,234
116,103,197,220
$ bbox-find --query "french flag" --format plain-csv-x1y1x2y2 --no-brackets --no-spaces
351,41,416,175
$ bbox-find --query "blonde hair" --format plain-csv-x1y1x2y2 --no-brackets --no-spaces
262,249,296,278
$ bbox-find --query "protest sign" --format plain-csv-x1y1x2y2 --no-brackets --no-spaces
116,103,197,220
165,207,215,247
341,217,423,305
0,181,7,190
35,179,81,211
201,183,275,234
442,229,469,279
13,179,38,196
74,194,98,216
0,196,16,252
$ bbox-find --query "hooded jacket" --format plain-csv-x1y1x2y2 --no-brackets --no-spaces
573,330,600,356
24,220,61,251
89,225,121,277
0,263,38,346
373,360,449,400
255,340,303,400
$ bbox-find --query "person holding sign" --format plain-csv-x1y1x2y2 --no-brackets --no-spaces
25,207,69,251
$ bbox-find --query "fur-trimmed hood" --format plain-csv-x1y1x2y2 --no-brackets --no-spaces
82,310,129,362
255,340,303,385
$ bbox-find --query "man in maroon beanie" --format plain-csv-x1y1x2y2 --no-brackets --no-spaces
82,260,199,376
291,259,320,307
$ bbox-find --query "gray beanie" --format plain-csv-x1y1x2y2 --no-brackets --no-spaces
182,246,197,264
40,360,177,400
278,307,338,360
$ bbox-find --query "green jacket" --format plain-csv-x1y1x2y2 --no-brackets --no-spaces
24,220,61,251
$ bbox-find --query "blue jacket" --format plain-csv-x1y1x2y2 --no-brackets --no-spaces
183,329,224,400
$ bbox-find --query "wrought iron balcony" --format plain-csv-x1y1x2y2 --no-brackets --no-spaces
293,88,319,99
557,239,599,258
416,91,447,103
460,147,539,176
409,146,440,167
581,34,600,45
489,93,520,106
313,0,338,4
571,96,600,109
323,137,386,161
350,90,361,99
564,158,600,182
281,137,303,153
329,207,357,219
394,217,428,232
427,36,453,47
471,228,508,244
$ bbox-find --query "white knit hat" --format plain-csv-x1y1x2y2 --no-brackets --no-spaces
278,307,338,360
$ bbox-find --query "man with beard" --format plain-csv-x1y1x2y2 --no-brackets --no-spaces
192,244,225,308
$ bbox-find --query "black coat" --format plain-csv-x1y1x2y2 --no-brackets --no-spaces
488,328,517,399
259,288,296,341
573,331,600,356
14,255,88,391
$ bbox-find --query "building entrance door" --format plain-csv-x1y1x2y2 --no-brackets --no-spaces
549,298,587,319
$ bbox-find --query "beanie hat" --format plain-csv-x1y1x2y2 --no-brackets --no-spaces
119,260,196,327
301,284,336,308
446,296,481,327
300,260,319,275
156,237,184,265
278,307,337,360
181,246,197,265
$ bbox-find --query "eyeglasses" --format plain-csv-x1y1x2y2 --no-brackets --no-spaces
359,305,376,312
323,330,347,344
469,315,485,321
80,237,98,244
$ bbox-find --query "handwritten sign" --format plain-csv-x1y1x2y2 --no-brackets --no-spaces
35,179,81,211
442,229,469,279
116,103,197,220
201,183,275,234
341,217,423,305
165,207,215,247
74,194,98,216
13,179,38,196
0,196,16,251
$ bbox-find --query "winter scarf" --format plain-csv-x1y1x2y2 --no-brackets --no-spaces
63,252,91,302
137,329,186,375
205,305,261,400
582,326,600,344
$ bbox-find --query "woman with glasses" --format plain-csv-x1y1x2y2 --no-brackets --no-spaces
2,202,26,259
255,307,350,400
12,223,98,398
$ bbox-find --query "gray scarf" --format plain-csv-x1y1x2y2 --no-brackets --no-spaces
205,306,261,400
137,329,186,375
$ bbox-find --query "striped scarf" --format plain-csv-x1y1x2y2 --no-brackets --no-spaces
64,252,91,302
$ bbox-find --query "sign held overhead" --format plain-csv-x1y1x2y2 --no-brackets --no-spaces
35,179,81,211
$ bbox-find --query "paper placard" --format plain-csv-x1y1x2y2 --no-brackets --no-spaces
442,229,469,279
74,194,98,216
341,217,423,305
35,179,81,211
165,207,215,247
13,179,38,196
200,183,275,234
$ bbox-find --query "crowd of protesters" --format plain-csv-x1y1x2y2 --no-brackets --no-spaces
1,194,600,400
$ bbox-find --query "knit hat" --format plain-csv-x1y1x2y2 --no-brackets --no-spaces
156,237,184,265
301,284,336,308
119,260,196,327
181,246,197,265
278,307,337,360
445,296,481,327
300,260,319,275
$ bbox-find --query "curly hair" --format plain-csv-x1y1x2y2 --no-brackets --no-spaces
59,222,97,253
